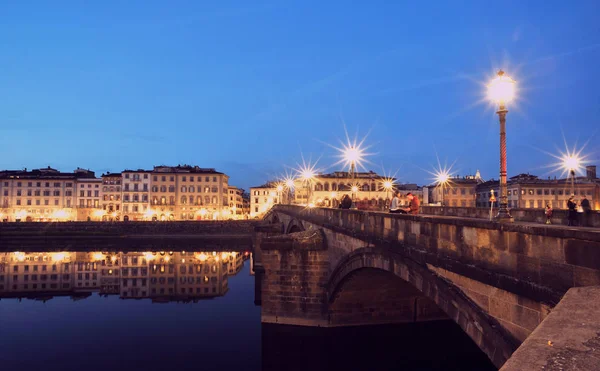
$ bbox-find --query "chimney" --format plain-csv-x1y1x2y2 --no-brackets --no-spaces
586,165,597,180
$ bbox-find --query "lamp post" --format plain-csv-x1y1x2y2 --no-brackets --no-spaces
488,70,516,222
562,156,580,196
330,191,338,208
276,184,284,204
435,171,450,206
351,185,359,207
284,178,295,204
382,180,393,210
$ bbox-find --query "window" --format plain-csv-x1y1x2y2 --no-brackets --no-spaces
181,186,187,193
144,174,148,179
544,189,549,195
168,186,175,192
189,186,195,193
205,177,210,182
460,188,466,195
528,189,534,195
54,199,59,206
189,176,194,182
182,176,187,182
53,190,60,196
170,176,174,182
16,199,21,205
27,199,31,205
17,190,22,196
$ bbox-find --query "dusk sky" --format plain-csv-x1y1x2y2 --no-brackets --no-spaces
1,1,599,190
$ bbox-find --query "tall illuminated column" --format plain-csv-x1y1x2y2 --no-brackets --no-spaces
284,179,295,205
488,70,516,222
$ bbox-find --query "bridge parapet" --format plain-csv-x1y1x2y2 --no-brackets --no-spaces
271,205,600,305
420,205,600,228
260,205,600,368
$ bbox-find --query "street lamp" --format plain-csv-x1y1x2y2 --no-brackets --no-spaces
351,185,359,207
435,170,450,206
276,184,284,204
299,168,316,205
284,178,295,204
380,179,395,210
488,70,516,222
562,154,581,196
330,191,338,208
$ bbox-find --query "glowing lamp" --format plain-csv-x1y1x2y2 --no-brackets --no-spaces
331,191,338,198
487,70,516,105
276,184,284,192
351,185,359,193
92,252,105,261
285,179,295,188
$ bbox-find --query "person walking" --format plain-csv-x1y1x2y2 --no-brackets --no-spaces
567,196,578,226
544,204,553,225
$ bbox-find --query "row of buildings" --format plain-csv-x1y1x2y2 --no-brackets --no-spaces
249,166,600,218
0,165,250,222
0,250,250,302
249,170,424,218
424,166,600,210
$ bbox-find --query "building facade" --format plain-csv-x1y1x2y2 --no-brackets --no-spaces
250,182,289,218
228,186,246,219
294,171,415,210
100,173,122,221
0,167,94,222
476,170,599,210
75,177,103,221
428,172,482,207
149,165,230,221
122,170,151,221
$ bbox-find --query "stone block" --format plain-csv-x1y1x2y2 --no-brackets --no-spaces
565,238,600,270
497,318,531,343
540,260,573,293
510,304,541,332
489,297,512,321
573,266,600,286
465,288,490,312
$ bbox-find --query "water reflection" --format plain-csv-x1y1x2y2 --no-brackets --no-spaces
0,250,250,302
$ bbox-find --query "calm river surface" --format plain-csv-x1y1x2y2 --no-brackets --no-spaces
0,250,495,371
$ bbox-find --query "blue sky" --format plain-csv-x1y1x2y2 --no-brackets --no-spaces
1,1,599,190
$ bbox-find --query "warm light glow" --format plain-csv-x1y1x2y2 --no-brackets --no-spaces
215,256,220,262
143,209,156,218
487,70,516,105
199,208,207,216
308,203,315,208
331,128,373,173
92,210,106,218
111,212,117,218
15,210,27,220
197,252,208,262
221,252,229,261
331,191,338,198
284,178,295,189
13,252,26,262
52,209,69,219
351,185,359,193
276,184,284,192
562,155,581,172
51,252,66,261
544,136,591,179
436,171,451,186
164,256,170,262
92,252,105,261
111,255,117,262
316,198,322,203
143,252,155,261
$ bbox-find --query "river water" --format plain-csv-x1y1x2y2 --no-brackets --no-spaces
0,250,495,371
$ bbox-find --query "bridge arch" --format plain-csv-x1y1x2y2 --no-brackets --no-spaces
285,218,305,234
327,247,517,368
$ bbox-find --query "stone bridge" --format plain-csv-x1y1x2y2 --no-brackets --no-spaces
253,205,600,369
